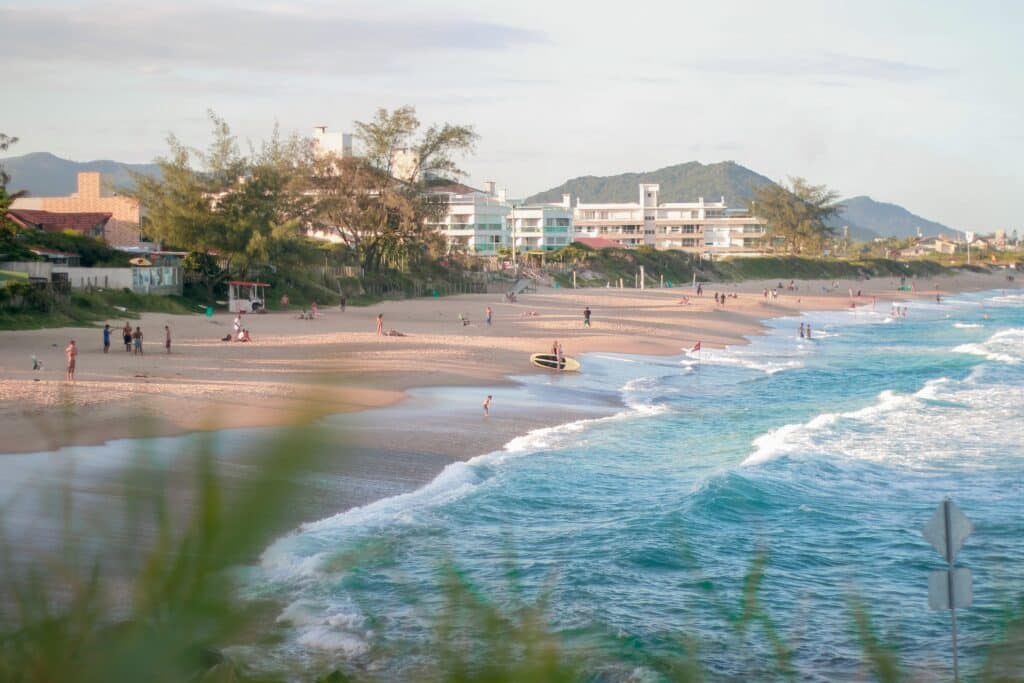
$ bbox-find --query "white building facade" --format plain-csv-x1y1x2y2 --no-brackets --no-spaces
428,185,573,255
573,184,767,255
507,194,573,252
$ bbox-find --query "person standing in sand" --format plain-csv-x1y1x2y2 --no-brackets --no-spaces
584,306,592,327
165,325,172,354
376,313,384,336
483,395,492,417
556,341,565,370
133,326,144,355
123,322,132,353
486,306,493,326
102,324,111,353
65,339,77,382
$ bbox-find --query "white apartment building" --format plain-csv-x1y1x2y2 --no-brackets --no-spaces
428,183,510,255
507,194,574,252
573,184,767,255
428,184,574,255
312,126,353,158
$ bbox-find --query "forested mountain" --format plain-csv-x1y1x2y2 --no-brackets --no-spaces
526,161,774,207
0,152,160,196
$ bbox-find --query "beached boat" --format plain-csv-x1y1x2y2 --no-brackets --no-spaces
530,353,581,372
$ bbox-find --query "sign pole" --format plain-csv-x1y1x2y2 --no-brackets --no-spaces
944,499,960,683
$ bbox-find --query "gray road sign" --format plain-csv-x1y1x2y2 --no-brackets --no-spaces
929,568,973,610
923,499,973,561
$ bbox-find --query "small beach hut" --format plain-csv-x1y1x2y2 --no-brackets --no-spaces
227,280,270,313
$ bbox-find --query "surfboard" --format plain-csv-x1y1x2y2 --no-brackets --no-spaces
530,353,581,372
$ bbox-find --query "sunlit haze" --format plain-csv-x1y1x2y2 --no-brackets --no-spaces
3,0,1021,229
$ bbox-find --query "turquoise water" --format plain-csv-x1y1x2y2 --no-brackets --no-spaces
250,291,1024,679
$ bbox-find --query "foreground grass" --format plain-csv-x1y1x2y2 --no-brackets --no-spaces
2,413,1022,682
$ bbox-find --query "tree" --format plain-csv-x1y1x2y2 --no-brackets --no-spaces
1,133,27,236
129,113,313,299
309,106,476,272
751,178,841,255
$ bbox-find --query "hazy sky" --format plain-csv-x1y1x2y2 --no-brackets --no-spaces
3,0,1022,230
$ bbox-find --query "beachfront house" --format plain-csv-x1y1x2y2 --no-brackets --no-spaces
10,172,146,247
572,184,768,256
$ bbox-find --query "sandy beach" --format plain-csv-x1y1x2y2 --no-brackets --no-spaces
1,271,1019,460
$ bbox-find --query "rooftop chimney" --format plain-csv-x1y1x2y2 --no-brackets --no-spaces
483,181,496,196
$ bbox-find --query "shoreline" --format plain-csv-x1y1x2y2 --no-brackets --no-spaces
1,272,1019,460
0,274,1019,572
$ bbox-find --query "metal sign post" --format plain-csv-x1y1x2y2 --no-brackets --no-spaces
922,498,974,682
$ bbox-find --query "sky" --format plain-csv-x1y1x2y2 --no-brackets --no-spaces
2,0,1022,231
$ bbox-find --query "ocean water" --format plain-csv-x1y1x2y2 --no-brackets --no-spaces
244,289,1024,680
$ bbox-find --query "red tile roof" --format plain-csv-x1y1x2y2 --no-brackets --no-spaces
573,237,622,250
6,209,112,234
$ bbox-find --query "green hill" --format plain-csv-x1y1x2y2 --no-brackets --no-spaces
0,152,160,196
832,195,959,240
525,161,775,207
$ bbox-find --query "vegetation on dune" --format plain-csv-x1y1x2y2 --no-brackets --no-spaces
0,287,193,330
549,245,981,288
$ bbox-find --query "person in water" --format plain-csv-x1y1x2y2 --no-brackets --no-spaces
799,322,805,338
483,395,492,417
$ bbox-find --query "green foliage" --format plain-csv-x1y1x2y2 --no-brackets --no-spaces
127,112,314,297
550,243,701,288
751,177,842,255
0,422,328,683
23,230,132,267
311,106,476,274
0,287,192,330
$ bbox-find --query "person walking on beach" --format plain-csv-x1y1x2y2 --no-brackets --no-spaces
122,322,132,353
164,325,172,354
483,395,492,417
696,283,703,296
376,313,384,336
486,306,493,326
132,326,143,355
556,341,565,370
102,324,111,353
583,306,592,327
65,339,77,382
340,296,346,312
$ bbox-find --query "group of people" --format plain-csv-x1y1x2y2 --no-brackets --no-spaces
221,314,252,342
798,322,813,340
110,322,149,355
62,321,171,382
890,305,909,319
715,292,737,305
105,322,170,355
